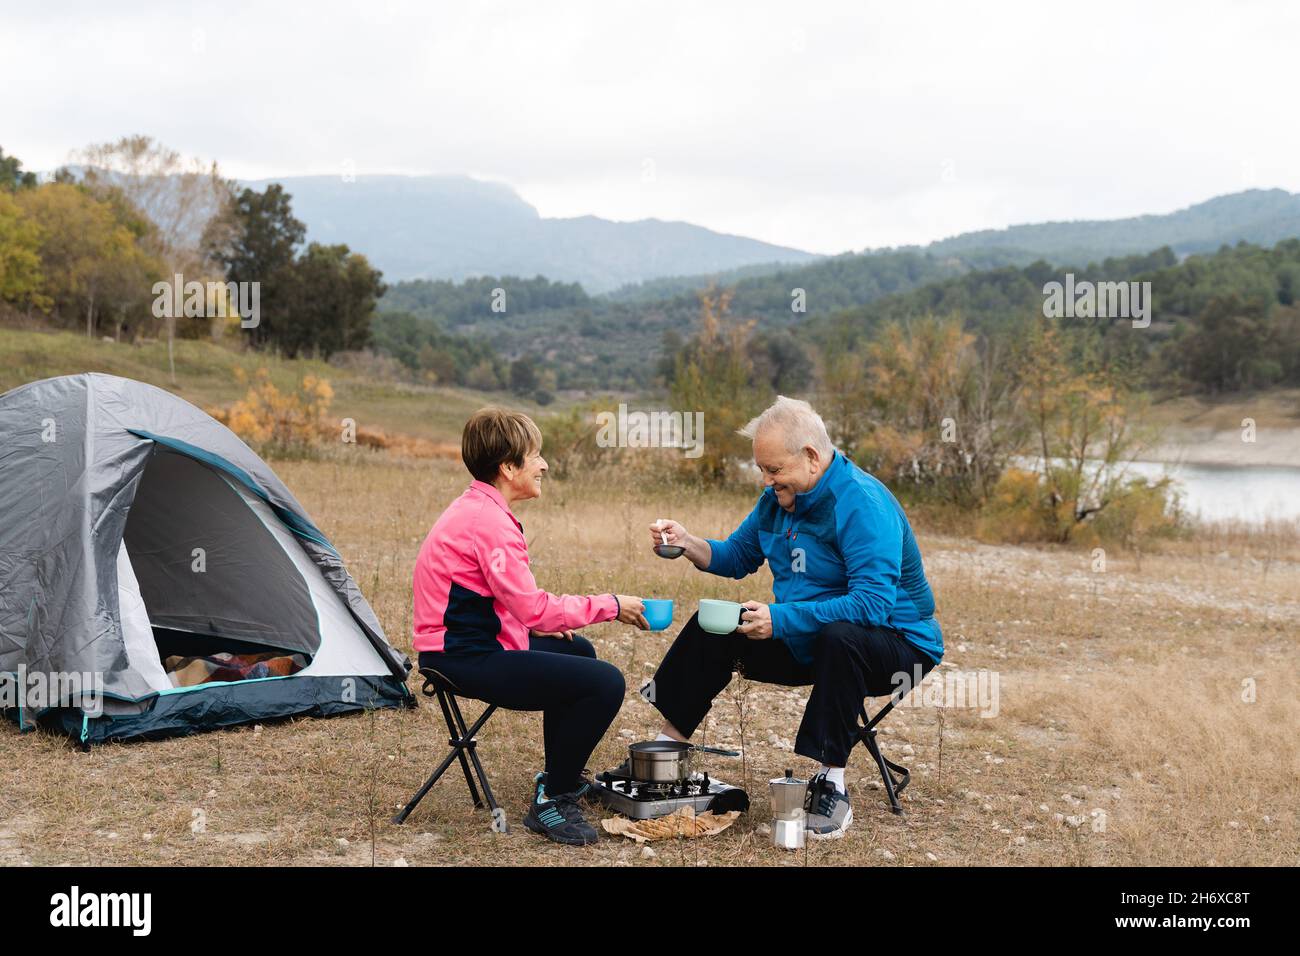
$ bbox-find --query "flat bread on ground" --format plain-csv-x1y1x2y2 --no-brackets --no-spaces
601,806,741,842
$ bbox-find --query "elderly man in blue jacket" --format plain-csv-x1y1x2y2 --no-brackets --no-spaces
646,396,942,838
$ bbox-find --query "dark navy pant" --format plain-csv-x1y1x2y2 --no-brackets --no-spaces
419,634,624,796
646,614,935,767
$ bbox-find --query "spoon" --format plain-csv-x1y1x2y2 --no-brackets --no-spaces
653,518,685,559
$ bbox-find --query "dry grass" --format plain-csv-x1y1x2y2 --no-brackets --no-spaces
3,451,1296,867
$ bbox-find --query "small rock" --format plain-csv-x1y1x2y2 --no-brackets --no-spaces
756,823,772,836
392,857,408,867
925,852,938,861
1064,815,1085,829
1014,836,1027,846
899,744,915,756
1228,820,1240,829
337,838,350,848
982,803,993,813
106,832,118,840
878,849,895,860
640,845,657,860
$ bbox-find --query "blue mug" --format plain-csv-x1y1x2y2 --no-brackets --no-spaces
642,599,674,631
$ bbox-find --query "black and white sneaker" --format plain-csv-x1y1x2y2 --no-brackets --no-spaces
804,772,853,839
523,779,600,846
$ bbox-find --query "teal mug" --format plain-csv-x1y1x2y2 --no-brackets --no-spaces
698,599,744,635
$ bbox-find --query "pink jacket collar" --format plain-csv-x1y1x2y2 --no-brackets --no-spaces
467,480,520,528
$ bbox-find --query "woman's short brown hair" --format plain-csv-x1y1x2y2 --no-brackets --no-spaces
461,407,543,483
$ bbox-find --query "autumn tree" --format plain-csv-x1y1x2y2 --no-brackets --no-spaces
76,136,232,374
669,285,764,481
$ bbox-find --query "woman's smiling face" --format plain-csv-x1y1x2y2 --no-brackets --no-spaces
502,445,548,503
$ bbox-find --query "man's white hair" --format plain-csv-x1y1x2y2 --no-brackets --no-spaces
739,396,834,457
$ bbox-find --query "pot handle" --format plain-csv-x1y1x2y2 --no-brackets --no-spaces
692,744,740,757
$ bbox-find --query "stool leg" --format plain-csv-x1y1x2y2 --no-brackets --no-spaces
862,728,907,815
462,728,508,834
392,746,463,824
393,695,498,825
443,693,484,809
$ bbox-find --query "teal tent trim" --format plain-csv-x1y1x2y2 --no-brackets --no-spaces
42,675,414,745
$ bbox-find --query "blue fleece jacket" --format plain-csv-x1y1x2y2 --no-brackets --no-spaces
705,450,942,666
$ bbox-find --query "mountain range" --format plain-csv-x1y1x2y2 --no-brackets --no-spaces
240,174,818,293
242,175,1300,297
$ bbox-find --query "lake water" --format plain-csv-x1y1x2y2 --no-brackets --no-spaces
1011,455,1300,524
1125,460,1300,525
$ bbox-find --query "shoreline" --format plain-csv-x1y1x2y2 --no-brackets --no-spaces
1140,426,1300,469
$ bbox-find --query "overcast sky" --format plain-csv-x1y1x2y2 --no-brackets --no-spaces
5,0,1299,255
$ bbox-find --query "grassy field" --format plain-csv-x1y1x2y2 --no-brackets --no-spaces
2,327,1297,866
2,450,1296,867
0,326,565,444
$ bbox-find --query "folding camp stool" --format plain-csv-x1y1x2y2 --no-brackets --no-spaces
856,695,911,815
392,667,507,831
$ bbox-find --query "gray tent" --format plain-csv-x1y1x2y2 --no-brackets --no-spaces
0,373,412,744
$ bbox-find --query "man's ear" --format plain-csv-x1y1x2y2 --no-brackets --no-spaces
804,445,822,470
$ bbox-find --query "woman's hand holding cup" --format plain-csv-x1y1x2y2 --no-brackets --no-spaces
615,595,650,630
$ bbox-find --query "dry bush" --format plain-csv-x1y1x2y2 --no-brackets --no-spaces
212,367,334,455
977,467,1183,549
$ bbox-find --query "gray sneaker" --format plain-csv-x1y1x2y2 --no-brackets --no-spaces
804,772,853,839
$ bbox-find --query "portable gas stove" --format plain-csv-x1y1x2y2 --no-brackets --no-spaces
594,769,750,820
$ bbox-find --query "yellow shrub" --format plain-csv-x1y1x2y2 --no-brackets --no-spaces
219,368,334,453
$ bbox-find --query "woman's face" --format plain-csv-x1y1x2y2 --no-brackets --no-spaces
501,446,548,503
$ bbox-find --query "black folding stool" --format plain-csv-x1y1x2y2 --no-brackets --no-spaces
856,694,912,815
392,667,506,831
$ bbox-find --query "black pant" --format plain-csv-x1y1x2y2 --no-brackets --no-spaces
418,635,624,796
646,614,935,767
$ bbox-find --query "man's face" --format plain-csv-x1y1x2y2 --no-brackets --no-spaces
753,429,823,512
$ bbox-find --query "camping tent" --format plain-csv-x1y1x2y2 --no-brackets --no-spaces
0,372,412,744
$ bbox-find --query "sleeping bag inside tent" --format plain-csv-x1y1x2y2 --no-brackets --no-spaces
0,373,413,744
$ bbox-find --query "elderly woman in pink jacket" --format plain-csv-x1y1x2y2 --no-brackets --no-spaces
413,407,647,846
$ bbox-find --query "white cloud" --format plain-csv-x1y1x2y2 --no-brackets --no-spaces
4,0,1299,254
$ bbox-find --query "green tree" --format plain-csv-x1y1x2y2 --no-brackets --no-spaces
0,147,38,192
280,243,385,358
509,355,541,394
0,191,48,311
204,183,305,350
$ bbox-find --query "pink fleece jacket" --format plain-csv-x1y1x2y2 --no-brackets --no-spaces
412,480,619,653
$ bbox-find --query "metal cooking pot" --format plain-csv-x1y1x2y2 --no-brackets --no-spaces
628,740,739,784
